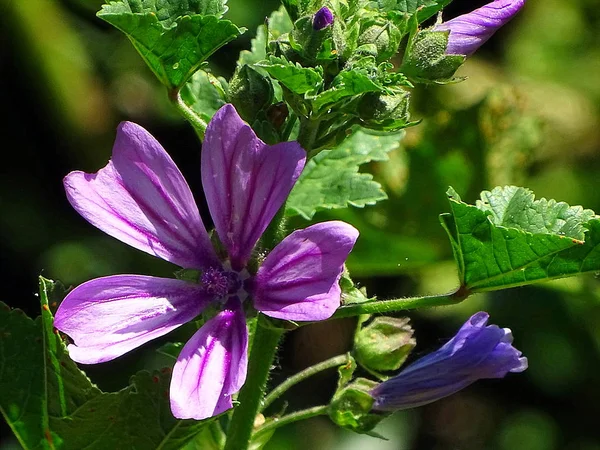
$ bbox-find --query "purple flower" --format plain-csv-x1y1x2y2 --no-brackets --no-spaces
54,104,358,420
313,6,334,30
370,312,527,412
434,0,526,56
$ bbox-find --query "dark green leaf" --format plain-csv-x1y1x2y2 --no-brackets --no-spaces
257,56,323,96
238,25,267,67
286,129,403,219
0,277,208,449
442,187,600,292
311,71,384,114
373,0,452,22
99,1,243,88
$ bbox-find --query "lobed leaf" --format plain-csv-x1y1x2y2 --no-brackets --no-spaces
257,56,324,96
441,186,600,292
98,0,243,88
286,129,403,219
372,0,452,22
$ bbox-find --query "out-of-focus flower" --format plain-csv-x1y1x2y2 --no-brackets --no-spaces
434,0,526,56
370,312,527,411
54,104,358,420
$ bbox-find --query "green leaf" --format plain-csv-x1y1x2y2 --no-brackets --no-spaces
98,1,243,89
180,69,227,123
286,129,403,219
257,56,323,96
311,71,384,114
374,0,452,22
415,0,453,23
238,25,267,67
442,186,600,292
1,277,208,449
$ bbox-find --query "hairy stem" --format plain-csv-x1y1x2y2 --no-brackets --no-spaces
224,320,284,450
297,116,321,153
252,405,329,442
331,288,468,319
168,89,208,140
261,354,351,412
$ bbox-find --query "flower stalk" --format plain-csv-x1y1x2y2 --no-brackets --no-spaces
224,320,284,450
261,354,351,412
331,288,468,319
252,405,329,442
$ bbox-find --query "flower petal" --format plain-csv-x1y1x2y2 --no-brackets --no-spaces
170,299,248,420
251,221,359,321
64,122,218,270
434,0,526,56
54,275,209,364
370,312,528,412
201,104,306,270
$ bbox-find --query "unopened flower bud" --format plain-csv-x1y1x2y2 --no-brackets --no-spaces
370,312,527,412
434,0,526,56
313,6,334,30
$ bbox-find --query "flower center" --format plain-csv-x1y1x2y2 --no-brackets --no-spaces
200,266,247,301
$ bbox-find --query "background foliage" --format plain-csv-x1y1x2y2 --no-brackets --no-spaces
1,0,600,448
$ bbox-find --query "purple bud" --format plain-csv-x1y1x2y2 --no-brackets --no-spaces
370,312,527,412
434,0,526,56
313,6,334,30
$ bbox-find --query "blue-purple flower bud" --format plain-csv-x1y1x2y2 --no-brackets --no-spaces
434,0,526,56
313,6,334,30
370,312,528,412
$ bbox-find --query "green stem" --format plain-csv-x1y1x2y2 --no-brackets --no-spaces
261,354,350,412
169,89,208,140
331,288,468,319
297,116,321,153
224,319,284,450
252,405,329,441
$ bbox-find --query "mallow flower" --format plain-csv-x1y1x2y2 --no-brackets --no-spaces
54,104,358,420
370,312,527,411
434,0,526,56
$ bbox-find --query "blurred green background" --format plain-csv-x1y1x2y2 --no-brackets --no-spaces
1,0,600,448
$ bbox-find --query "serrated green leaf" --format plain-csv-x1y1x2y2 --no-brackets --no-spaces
257,56,323,96
238,25,267,67
267,6,294,39
286,129,403,219
373,0,451,22
1,277,208,449
98,1,243,88
476,186,595,240
311,71,384,114
442,186,600,292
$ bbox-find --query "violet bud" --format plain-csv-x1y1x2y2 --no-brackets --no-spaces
434,0,526,56
370,312,528,412
313,6,334,30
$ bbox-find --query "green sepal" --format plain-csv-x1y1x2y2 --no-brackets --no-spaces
400,28,465,84
355,317,416,373
228,65,274,123
340,270,371,305
174,268,201,282
329,378,384,433
357,21,402,62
